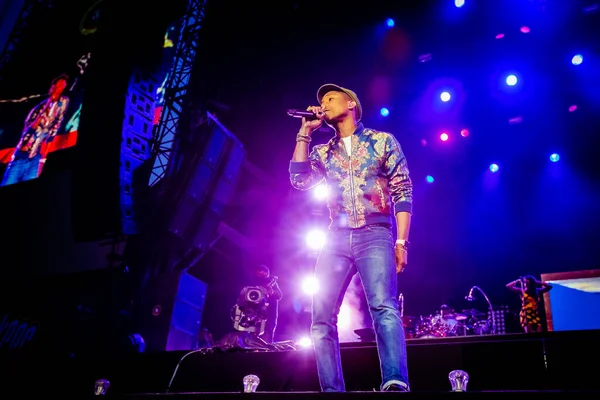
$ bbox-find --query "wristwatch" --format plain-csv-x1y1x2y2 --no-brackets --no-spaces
395,239,409,250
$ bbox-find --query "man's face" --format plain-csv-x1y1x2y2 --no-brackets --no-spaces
320,91,354,122
255,265,269,279
49,79,67,97
256,269,268,279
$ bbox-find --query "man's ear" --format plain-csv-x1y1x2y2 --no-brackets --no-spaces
348,100,357,110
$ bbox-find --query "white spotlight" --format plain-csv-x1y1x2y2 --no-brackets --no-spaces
305,229,326,250
313,183,328,200
301,276,319,295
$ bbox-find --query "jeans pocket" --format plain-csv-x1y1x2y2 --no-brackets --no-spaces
365,224,393,240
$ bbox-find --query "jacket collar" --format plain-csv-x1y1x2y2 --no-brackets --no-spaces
332,122,365,144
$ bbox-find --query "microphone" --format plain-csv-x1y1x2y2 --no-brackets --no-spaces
287,109,322,120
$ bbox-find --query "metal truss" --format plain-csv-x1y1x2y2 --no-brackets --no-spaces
148,0,206,187
0,0,52,85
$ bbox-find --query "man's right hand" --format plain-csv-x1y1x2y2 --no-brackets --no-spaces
300,106,324,135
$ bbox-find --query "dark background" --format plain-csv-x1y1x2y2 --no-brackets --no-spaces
0,0,598,351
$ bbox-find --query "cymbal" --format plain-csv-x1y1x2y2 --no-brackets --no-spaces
462,309,485,318
439,313,468,321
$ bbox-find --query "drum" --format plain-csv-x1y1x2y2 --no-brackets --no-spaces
471,320,491,335
416,333,440,339
415,316,441,338
401,316,417,339
431,315,467,337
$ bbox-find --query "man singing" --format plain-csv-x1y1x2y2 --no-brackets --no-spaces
289,84,413,392
1,74,70,186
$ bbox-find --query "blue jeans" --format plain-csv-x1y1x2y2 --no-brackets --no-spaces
1,154,41,186
311,224,409,392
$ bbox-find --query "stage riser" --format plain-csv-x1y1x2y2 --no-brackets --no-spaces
0,331,598,396
168,336,597,393
110,392,599,399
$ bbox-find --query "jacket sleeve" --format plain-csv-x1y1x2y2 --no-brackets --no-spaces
289,145,326,190
383,134,413,214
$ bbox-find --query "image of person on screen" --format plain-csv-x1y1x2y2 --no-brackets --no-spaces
1,74,70,186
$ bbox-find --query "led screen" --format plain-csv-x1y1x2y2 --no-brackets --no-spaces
0,1,96,187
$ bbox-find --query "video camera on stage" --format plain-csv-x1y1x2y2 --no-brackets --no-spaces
231,286,270,335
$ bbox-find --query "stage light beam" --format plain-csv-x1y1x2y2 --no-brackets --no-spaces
440,132,449,141
489,163,499,173
506,75,517,86
550,153,560,162
296,337,312,347
305,229,326,251
313,183,328,200
572,54,583,65
380,107,389,116
338,304,351,329
440,91,451,102
386,18,394,28
426,175,434,183
301,276,319,295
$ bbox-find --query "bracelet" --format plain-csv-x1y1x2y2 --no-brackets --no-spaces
296,133,311,143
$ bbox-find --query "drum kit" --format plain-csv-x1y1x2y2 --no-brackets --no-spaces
403,304,493,339
355,290,496,342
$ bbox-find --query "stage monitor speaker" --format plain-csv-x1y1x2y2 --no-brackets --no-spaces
138,270,208,351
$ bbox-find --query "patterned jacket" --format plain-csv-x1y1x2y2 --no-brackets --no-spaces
14,95,70,160
289,123,413,229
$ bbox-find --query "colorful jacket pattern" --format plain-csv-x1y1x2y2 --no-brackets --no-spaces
289,123,413,229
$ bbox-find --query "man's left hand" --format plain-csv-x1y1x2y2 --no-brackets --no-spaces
394,244,408,274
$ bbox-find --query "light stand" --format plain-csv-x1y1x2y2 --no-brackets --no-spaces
466,286,496,335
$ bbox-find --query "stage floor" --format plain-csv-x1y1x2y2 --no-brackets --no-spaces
118,391,600,399
1,329,599,397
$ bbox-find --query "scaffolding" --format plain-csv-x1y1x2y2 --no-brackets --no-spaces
148,0,206,187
